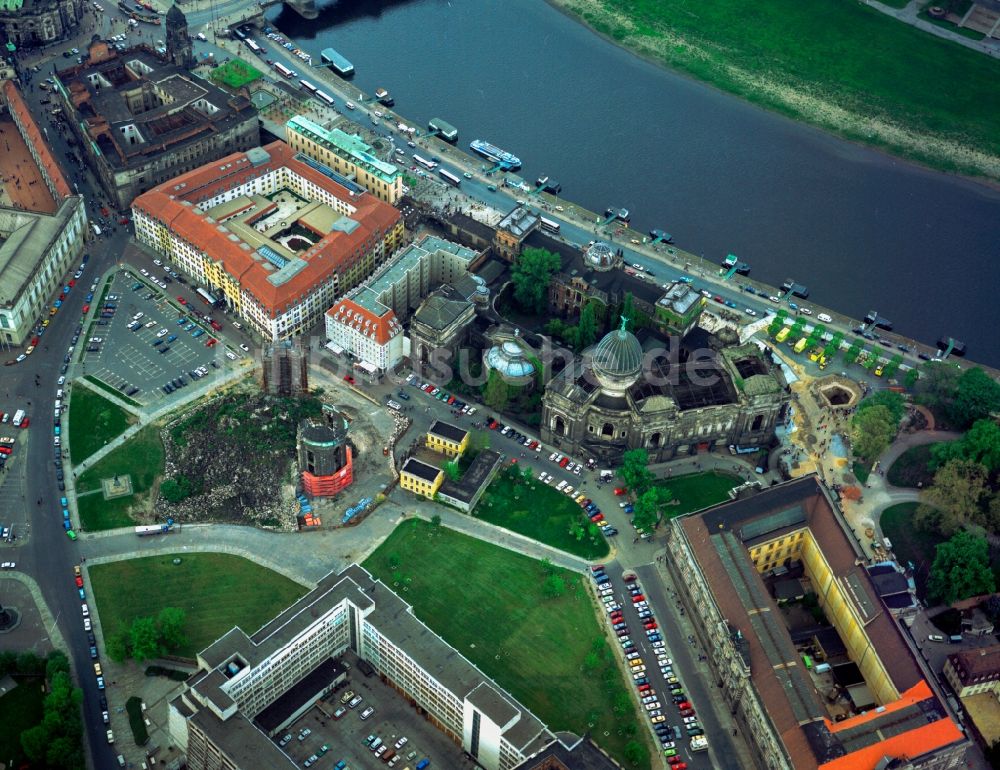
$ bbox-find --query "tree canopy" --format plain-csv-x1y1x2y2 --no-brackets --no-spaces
932,419,1000,473
950,368,1000,429
618,448,654,495
511,247,561,313
856,390,906,424
922,459,990,535
850,405,897,462
928,530,995,605
482,369,510,412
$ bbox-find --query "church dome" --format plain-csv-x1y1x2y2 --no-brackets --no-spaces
485,339,536,383
591,320,642,395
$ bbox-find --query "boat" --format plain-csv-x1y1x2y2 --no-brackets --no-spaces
469,139,521,169
605,207,630,223
321,47,354,77
374,88,394,107
781,279,809,299
428,118,458,143
722,254,738,268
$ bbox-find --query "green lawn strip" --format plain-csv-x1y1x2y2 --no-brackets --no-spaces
81,375,142,408
90,553,308,658
655,471,743,519
126,696,149,746
0,677,45,766
567,0,1000,176
472,468,609,558
69,385,137,462
853,461,871,485
364,520,649,768
886,443,944,487
74,425,165,530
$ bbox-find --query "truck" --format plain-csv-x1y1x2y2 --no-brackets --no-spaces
689,735,709,752
775,327,791,344
134,524,173,536
793,337,808,354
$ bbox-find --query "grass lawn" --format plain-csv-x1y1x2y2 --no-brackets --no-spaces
556,0,1000,178
69,385,136,463
0,677,45,766
364,520,649,768
473,467,609,558
211,59,262,89
75,425,165,531
853,461,871,485
887,443,944,487
880,502,942,596
90,553,307,657
655,471,743,519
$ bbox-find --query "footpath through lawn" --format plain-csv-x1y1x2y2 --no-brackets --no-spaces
365,519,650,768
90,553,307,657
655,471,743,519
68,385,136,463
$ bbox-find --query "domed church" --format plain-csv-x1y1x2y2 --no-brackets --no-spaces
540,317,788,464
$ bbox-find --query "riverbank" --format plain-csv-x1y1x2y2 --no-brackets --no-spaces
547,0,1000,184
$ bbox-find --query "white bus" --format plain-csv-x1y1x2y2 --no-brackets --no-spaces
438,168,461,187
315,90,334,106
299,79,318,93
196,287,219,305
539,216,561,234
412,154,437,171
135,524,172,536
274,62,293,78
244,39,261,54
11,409,26,427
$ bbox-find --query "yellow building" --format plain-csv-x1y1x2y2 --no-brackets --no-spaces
426,420,469,458
399,458,444,500
286,116,404,205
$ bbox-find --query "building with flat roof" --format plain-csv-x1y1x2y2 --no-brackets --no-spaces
132,141,403,340
0,81,87,346
426,419,469,457
55,41,259,209
399,457,444,500
286,115,404,204
494,206,539,262
944,644,1000,698
437,449,503,513
169,564,558,770
666,476,967,770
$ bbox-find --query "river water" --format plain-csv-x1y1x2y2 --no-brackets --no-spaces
269,0,1000,366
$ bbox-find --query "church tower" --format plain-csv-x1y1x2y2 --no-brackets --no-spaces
164,4,194,69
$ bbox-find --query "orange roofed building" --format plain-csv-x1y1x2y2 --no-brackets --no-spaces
666,476,967,770
131,141,403,340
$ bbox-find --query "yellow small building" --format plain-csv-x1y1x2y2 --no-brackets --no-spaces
399,458,444,500
426,420,469,458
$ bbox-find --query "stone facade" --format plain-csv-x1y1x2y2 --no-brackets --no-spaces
0,0,85,48
540,332,787,464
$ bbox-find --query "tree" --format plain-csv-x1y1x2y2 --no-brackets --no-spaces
923,459,989,534
928,530,995,604
618,448,654,495
46,651,70,680
442,460,461,482
624,740,647,765
430,514,442,527
543,573,566,598
950,367,1000,429
857,390,906,424
913,361,961,412
578,302,598,349
932,419,1000,473
850,405,897,462
482,369,510,412
130,616,163,662
160,474,198,503
157,607,188,652
633,486,673,532
17,651,43,675
511,247,560,313
613,690,632,715
105,631,130,663
583,651,602,671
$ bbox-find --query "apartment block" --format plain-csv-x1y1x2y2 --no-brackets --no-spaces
399,457,444,500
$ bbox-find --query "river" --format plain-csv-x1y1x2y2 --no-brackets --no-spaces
267,0,1000,366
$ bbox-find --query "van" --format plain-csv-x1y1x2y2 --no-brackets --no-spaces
386,400,402,412
92,224,102,236
817,313,832,323
949,634,963,643
927,634,945,642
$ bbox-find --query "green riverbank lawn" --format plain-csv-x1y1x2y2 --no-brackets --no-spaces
365,519,650,768
554,0,1000,179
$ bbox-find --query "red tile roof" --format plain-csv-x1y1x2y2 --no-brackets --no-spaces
132,141,400,318
327,298,400,346
2,81,72,201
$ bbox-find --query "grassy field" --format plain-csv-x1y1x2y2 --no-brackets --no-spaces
69,385,136,463
90,553,307,657
655,471,743,519
887,443,944,487
473,467,609,558
0,677,45,766
211,59,263,89
75,425,165,531
554,0,1000,179
364,520,649,768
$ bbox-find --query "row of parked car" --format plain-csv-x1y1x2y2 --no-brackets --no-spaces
362,733,427,769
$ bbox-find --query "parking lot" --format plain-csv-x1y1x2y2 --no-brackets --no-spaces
276,656,470,770
80,269,245,405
